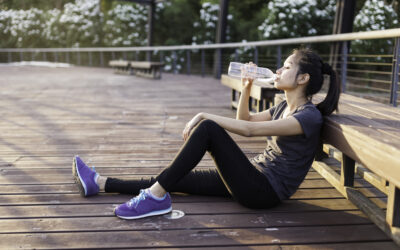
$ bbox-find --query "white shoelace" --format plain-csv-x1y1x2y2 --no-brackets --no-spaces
128,189,146,208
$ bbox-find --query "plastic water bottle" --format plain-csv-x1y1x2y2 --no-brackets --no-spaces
228,62,276,81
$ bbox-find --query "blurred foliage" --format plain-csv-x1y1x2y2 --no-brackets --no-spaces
352,0,399,54
0,0,398,51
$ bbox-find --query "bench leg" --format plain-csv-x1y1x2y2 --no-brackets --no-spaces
231,89,237,109
232,89,236,102
340,153,355,187
387,183,400,227
249,97,253,111
256,99,264,112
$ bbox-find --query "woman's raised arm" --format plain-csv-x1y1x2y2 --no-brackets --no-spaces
202,113,303,137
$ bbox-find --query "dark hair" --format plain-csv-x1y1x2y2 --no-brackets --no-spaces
293,48,341,116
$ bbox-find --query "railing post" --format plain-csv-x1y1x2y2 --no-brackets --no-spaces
254,46,258,65
390,37,399,107
111,51,115,60
8,52,11,63
31,52,34,61
77,52,80,65
277,45,281,69
66,52,70,64
19,51,23,62
172,51,177,74
215,48,222,79
146,51,151,61
43,52,47,61
100,52,104,67
186,50,191,75
234,48,239,62
123,51,127,60
341,41,348,93
54,52,58,62
88,52,92,66
201,49,205,77
135,51,139,61
160,51,164,73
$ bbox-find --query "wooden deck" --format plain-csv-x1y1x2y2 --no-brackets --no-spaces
0,65,397,249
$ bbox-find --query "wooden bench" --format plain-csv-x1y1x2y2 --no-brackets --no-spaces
109,60,164,79
109,60,130,74
275,93,400,245
221,74,281,112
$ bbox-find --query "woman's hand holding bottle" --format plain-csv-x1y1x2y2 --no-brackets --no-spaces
241,62,257,90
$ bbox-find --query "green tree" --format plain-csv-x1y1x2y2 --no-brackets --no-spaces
228,0,269,42
0,8,48,48
103,2,148,46
257,0,336,40
352,0,399,54
154,0,201,45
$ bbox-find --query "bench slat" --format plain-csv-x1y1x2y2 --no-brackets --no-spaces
130,61,164,69
109,60,130,67
221,74,277,100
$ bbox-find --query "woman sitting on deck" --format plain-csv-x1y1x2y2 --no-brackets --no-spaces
72,48,341,220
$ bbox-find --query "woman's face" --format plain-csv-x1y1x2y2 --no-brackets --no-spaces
274,54,300,91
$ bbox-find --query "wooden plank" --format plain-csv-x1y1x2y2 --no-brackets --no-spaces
0,65,396,249
323,144,388,194
322,119,400,188
0,211,372,234
312,160,400,245
0,198,385,220
0,225,390,249
2,186,383,205
108,60,129,67
0,173,331,185
387,183,400,227
129,61,164,69
265,242,399,250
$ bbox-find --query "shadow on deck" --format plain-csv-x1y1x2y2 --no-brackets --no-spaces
0,66,396,249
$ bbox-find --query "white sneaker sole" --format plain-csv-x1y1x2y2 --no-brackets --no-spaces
72,156,88,197
115,207,172,220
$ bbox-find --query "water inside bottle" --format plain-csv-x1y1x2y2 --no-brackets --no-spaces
228,62,275,80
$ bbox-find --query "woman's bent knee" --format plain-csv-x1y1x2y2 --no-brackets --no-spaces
198,119,222,132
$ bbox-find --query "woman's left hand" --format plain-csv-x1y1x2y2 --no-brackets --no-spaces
182,113,204,141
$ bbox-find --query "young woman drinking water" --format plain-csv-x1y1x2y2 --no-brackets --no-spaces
72,47,340,219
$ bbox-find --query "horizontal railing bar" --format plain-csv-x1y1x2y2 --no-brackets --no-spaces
346,76,392,84
346,61,392,66
328,59,392,66
348,54,393,58
347,83,391,92
0,28,399,53
347,93,391,102
346,69,392,75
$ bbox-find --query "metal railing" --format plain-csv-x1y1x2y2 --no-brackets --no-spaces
1,28,399,106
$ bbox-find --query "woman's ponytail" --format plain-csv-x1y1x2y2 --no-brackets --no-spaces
317,63,341,116
294,48,341,116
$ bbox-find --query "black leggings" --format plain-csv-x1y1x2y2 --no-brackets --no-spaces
105,119,280,209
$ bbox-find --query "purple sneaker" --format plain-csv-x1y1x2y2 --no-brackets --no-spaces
72,155,99,197
114,189,172,219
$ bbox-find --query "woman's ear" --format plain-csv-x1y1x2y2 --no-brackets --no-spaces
297,73,310,85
